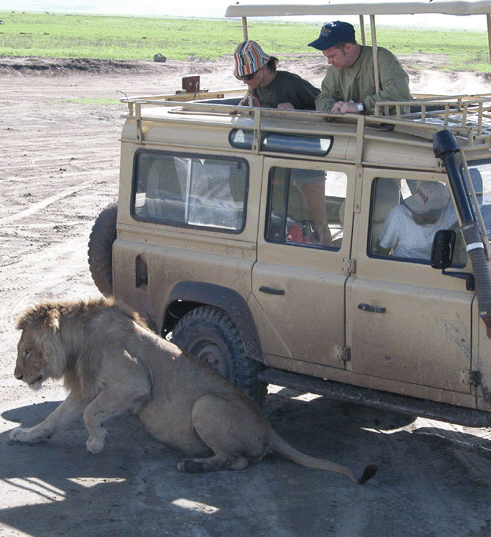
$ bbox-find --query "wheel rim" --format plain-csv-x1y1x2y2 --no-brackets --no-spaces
190,340,230,379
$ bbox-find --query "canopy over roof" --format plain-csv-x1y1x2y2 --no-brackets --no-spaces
225,0,491,18
226,1,491,86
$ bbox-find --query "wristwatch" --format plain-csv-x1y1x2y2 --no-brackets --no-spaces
356,102,366,113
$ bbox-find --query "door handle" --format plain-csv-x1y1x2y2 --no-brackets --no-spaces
259,285,285,296
358,303,386,313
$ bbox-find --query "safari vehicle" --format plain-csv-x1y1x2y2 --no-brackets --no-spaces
89,1,491,426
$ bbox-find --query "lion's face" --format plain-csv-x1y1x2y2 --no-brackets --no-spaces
15,329,51,389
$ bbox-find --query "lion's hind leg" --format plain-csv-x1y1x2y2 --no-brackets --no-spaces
177,454,249,473
177,394,268,473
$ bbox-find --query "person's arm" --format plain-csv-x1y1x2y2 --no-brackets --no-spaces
363,48,412,114
378,207,400,251
295,79,320,110
278,73,320,110
315,71,339,112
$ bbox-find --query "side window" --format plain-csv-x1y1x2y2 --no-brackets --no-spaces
265,166,347,250
369,178,464,264
132,152,248,232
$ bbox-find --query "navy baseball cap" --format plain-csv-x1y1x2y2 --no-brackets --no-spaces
308,21,356,50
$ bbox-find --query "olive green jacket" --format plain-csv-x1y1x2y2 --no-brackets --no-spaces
316,46,412,114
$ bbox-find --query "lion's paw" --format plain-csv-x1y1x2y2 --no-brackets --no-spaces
177,459,199,472
9,427,39,443
177,458,210,473
86,430,107,454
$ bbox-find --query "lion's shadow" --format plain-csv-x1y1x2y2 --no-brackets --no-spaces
1,393,491,537
0,401,169,536
1,400,156,453
3,401,62,427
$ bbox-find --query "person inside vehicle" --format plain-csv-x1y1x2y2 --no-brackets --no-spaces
308,21,412,115
233,40,320,110
378,180,457,260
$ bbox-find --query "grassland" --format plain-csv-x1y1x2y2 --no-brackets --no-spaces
0,11,489,71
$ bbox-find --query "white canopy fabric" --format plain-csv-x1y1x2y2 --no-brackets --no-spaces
225,1,491,18
226,1,491,72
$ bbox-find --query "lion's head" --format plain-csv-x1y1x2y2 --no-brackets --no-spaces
15,302,68,389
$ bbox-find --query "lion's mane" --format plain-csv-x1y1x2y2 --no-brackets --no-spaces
16,298,148,397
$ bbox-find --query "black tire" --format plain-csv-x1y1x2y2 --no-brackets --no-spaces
171,306,266,404
88,203,117,297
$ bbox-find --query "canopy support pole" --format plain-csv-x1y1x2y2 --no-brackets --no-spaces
242,16,248,40
487,14,491,65
359,14,366,44
370,14,380,93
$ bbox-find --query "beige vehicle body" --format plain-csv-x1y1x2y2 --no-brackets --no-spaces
89,1,491,425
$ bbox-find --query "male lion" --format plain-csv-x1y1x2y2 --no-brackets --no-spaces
9,298,377,484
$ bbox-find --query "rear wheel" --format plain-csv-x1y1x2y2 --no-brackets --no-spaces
88,203,117,297
171,306,266,404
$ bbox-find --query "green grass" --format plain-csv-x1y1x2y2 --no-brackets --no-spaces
0,11,489,71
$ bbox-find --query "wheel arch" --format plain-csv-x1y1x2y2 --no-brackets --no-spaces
163,281,262,362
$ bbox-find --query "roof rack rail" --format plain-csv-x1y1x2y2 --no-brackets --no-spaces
121,92,491,155
374,94,491,147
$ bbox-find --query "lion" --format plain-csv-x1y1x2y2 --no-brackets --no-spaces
9,298,377,484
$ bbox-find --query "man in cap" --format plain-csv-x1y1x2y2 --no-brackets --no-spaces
308,21,412,115
234,40,320,109
378,180,457,260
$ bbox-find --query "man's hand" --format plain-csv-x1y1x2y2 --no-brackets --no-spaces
277,102,295,110
330,101,361,114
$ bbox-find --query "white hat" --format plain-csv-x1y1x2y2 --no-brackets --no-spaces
404,181,450,214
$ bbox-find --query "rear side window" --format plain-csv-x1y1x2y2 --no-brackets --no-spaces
132,151,248,232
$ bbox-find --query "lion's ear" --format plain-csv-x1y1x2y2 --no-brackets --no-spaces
44,308,61,332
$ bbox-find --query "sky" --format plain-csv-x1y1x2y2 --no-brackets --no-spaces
1,0,489,29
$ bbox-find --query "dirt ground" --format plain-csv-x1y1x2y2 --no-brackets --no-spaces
1,53,491,537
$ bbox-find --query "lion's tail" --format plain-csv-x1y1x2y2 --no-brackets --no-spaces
269,430,377,484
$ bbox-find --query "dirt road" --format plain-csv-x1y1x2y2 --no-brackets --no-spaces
0,56,491,537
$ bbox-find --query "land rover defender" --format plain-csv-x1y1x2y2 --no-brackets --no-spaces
88,2,491,426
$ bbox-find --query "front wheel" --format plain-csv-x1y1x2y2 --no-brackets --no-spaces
171,306,266,404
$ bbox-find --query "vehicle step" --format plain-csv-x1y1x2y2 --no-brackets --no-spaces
258,368,491,428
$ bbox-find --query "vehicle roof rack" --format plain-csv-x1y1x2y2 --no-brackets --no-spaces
121,92,491,156
374,94,491,147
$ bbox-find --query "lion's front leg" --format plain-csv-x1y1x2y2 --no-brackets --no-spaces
9,392,86,444
83,381,151,454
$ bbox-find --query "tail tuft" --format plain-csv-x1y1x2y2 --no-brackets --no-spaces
358,464,378,485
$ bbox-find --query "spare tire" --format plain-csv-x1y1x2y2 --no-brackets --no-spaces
88,203,117,297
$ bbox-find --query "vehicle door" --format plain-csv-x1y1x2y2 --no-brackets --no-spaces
250,158,354,369
347,170,474,399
